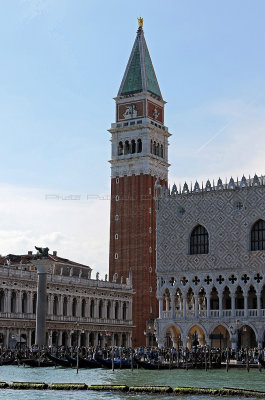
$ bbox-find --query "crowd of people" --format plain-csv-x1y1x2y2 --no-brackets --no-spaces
0,344,264,366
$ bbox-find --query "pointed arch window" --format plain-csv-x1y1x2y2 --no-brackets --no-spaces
251,219,265,251
118,141,123,156
190,225,209,255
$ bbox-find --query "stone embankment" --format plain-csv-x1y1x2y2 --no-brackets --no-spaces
0,382,265,397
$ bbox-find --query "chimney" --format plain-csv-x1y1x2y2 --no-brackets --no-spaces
28,251,32,255
53,251,57,256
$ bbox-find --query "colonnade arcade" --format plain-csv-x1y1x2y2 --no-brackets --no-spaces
161,322,261,350
0,289,130,322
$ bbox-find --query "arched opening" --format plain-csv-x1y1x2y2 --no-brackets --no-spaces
122,302,127,320
163,288,171,317
150,139,153,154
131,139,136,153
122,333,127,347
163,325,182,349
32,293,37,314
238,325,257,349
124,140,130,155
62,331,67,347
89,332,94,346
198,287,207,315
71,331,78,347
63,297,67,316
118,141,123,156
53,296,59,316
261,284,265,309
80,332,86,347
0,290,4,312
251,219,265,250
174,288,183,315
187,325,205,349
222,286,231,310
248,285,257,311
210,325,231,349
81,299,86,317
114,333,119,346
72,298,77,317
161,144,164,158
98,300,103,319
22,293,27,313
31,330,35,345
114,302,119,319
187,287,195,316
153,141,156,155
235,286,244,309
11,292,16,313
90,300,94,318
137,139,142,153
190,225,209,254
210,287,219,310
52,331,58,347
106,301,111,319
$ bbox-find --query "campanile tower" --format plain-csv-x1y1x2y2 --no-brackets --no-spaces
108,18,171,346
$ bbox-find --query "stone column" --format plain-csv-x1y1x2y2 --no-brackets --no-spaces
67,296,72,316
28,329,32,347
58,331,63,346
194,295,199,318
35,259,51,347
257,291,261,317
166,297,169,311
206,293,211,318
7,290,11,313
4,328,9,348
17,291,22,313
243,291,248,317
158,297,163,318
28,292,33,314
231,293,236,317
182,294,187,318
218,290,223,317
170,296,175,319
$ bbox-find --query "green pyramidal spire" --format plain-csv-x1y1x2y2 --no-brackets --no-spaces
118,21,162,99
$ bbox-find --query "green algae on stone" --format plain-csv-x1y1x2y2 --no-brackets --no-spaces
49,383,87,390
0,382,8,389
10,382,47,390
88,385,129,392
129,385,173,393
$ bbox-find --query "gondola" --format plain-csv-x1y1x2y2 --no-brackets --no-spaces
46,353,72,368
100,358,135,369
258,357,265,368
135,359,179,370
66,354,102,368
0,357,15,366
21,358,55,367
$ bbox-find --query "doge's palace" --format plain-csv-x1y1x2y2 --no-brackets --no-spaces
155,176,265,350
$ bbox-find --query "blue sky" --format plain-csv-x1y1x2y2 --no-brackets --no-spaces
1,0,265,274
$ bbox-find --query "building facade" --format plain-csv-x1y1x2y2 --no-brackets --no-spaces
108,18,171,346
155,176,265,349
0,252,133,348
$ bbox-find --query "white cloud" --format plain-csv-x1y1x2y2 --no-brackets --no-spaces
0,184,110,278
169,97,265,187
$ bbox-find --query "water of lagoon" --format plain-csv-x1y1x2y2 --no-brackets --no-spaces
0,365,264,400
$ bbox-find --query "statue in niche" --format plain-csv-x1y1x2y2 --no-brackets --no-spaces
87,270,91,279
79,269,82,278
123,104,137,119
96,272,99,280
60,267,63,276
69,267,73,277
105,274,108,281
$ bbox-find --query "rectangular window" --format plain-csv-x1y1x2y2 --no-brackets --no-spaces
115,234,118,240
